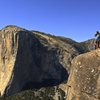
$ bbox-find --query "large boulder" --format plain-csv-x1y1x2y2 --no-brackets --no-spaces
66,49,100,100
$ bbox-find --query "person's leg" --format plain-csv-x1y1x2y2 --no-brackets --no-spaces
95,41,97,49
95,41,99,49
97,41,99,48
95,42,96,49
98,41,100,48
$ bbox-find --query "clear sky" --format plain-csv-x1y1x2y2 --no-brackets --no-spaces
0,0,100,42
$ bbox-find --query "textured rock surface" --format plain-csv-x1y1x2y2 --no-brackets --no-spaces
0,25,86,98
66,49,100,100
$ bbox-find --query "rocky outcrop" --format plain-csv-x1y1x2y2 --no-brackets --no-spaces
66,49,100,100
0,25,86,98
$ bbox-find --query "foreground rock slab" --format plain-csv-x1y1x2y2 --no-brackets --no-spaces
67,49,100,100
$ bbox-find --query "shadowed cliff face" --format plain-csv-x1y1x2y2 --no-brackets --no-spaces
4,30,68,96
0,26,71,97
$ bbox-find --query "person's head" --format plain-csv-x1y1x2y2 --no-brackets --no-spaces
96,31,99,34
95,31,100,37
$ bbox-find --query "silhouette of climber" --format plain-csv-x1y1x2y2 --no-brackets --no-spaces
95,31,100,49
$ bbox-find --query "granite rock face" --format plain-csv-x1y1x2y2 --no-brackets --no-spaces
66,49,100,100
0,25,85,98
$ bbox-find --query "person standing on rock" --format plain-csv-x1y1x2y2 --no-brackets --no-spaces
95,31,100,49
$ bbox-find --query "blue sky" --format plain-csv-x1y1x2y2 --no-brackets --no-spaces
0,0,100,42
